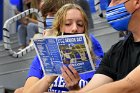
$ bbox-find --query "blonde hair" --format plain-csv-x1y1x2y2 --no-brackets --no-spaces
52,3,96,61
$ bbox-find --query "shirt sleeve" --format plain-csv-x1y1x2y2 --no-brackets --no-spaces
89,34,104,58
27,55,43,79
95,47,117,81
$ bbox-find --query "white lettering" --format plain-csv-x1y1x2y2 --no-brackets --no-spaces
71,62,84,66
58,76,65,87
76,37,82,41
65,38,76,42
79,79,88,88
53,77,59,87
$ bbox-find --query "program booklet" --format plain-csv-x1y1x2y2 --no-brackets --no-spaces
33,34,95,76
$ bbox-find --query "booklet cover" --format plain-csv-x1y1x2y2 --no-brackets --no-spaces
33,34,95,76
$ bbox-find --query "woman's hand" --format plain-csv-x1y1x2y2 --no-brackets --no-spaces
61,65,81,90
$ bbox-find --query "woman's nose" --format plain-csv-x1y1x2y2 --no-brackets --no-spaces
71,23,78,33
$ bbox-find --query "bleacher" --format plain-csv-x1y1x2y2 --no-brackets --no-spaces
0,33,36,92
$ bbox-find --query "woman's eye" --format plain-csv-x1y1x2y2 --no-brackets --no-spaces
65,23,70,26
77,23,84,27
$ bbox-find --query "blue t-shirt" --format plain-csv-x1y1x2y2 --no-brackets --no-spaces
27,34,104,92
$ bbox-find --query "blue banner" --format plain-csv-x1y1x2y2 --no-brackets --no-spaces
10,0,20,5
87,0,96,13
0,0,3,40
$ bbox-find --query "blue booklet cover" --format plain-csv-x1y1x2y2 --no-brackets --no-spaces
33,34,95,76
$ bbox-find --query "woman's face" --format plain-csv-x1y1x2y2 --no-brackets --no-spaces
60,8,85,34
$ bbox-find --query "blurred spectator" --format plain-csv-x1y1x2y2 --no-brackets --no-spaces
17,0,42,50
40,0,75,32
94,0,108,18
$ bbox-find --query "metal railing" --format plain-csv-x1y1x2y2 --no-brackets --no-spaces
3,8,44,58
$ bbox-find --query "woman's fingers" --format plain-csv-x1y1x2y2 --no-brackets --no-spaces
68,65,80,79
62,65,75,80
61,65,81,90
61,66,72,84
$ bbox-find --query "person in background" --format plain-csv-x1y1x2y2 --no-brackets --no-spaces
98,0,108,18
38,0,77,37
22,3,103,93
40,0,75,30
17,0,42,50
93,0,108,18
67,0,140,92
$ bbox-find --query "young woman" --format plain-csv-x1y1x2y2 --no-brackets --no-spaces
22,3,103,93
